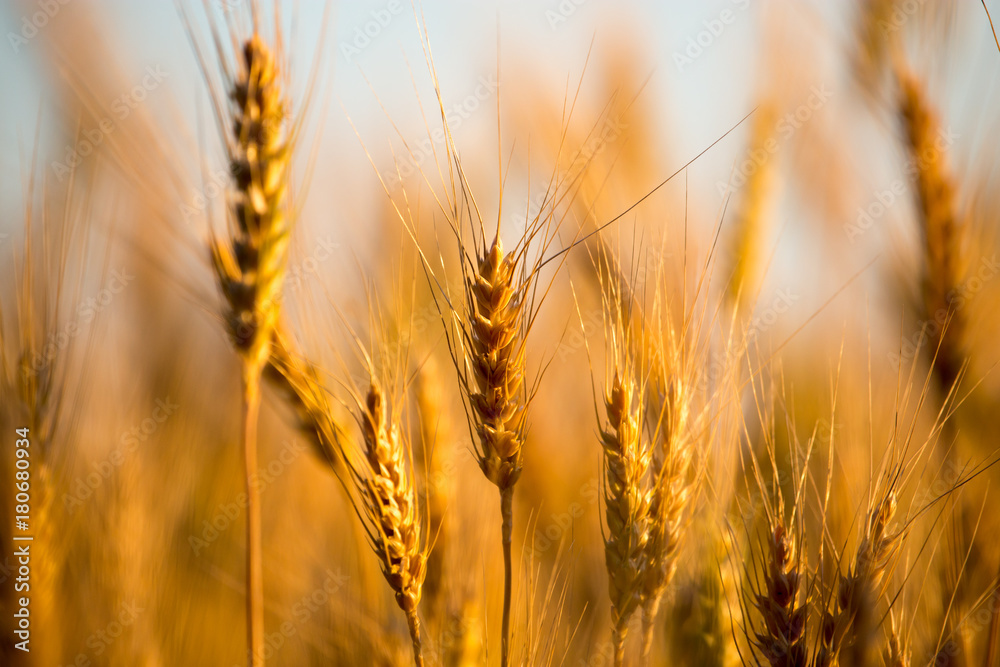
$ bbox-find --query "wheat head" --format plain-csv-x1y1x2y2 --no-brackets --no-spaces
754,524,807,667
601,370,650,664
467,236,527,492
211,36,291,377
896,63,965,393
640,374,694,656
358,382,427,666
815,491,900,667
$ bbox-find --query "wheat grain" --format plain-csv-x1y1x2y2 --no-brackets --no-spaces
357,381,428,667
601,370,650,666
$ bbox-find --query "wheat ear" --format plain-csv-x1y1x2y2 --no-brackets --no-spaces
727,103,777,312
466,236,527,666
815,492,901,667
884,627,909,667
357,382,428,667
210,35,291,667
895,63,965,395
640,377,694,657
753,524,807,667
601,371,650,666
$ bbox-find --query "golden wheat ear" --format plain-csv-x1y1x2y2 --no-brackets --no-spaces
464,235,529,666
894,61,965,397
213,35,292,373
356,381,428,667
200,24,293,666
600,369,650,666
467,236,528,492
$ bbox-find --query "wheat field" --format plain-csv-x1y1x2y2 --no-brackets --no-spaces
2,1,1000,666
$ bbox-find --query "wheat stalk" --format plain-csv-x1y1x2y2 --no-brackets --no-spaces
209,34,291,667
356,382,428,667
463,235,527,666
601,370,650,666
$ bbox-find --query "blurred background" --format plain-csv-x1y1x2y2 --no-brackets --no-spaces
1,1,999,665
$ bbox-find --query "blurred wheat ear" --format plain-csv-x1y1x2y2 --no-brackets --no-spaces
894,60,966,401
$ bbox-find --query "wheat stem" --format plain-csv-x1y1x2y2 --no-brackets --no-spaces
501,485,514,667
405,609,425,667
241,364,265,667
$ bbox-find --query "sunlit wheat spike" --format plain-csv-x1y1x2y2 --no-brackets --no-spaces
206,28,293,667
358,382,428,667
212,35,291,375
601,370,650,665
467,236,527,491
